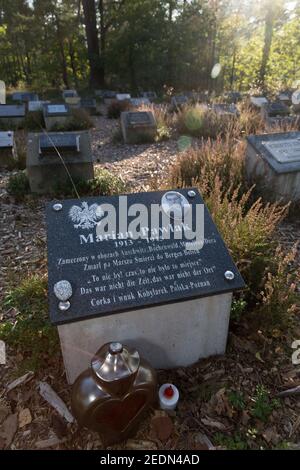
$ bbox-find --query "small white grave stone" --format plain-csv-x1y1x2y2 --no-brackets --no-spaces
250,96,268,108
116,93,131,101
0,81,6,104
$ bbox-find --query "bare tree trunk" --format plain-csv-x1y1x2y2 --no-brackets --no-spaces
259,7,275,89
69,39,78,88
54,13,69,87
82,0,104,88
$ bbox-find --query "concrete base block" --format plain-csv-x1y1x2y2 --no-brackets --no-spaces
121,111,157,144
26,131,94,194
245,143,300,203
0,117,24,127
58,292,232,384
44,115,71,131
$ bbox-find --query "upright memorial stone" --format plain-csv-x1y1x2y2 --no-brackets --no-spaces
261,101,295,127
80,98,97,115
226,91,242,103
212,103,239,117
292,90,300,113
103,91,117,106
0,105,26,126
142,91,157,102
0,131,17,168
116,93,131,102
62,89,78,99
250,96,268,108
130,97,151,108
171,95,189,110
43,103,72,131
26,131,94,193
12,92,39,102
0,81,6,104
120,111,157,144
28,100,50,112
46,188,245,383
246,131,300,202
277,91,292,106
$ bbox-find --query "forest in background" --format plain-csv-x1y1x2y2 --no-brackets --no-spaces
0,0,300,94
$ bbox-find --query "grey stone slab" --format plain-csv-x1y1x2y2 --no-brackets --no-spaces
26,131,94,193
0,131,17,167
247,132,300,174
120,111,157,143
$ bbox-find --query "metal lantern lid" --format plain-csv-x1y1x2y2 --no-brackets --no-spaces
91,342,140,382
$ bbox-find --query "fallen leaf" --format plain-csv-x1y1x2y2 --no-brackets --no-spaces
18,408,32,428
126,439,158,450
6,372,34,392
201,417,226,431
0,414,18,448
255,352,265,363
262,427,280,445
194,433,215,450
35,437,67,449
38,382,74,423
0,406,10,425
151,415,173,441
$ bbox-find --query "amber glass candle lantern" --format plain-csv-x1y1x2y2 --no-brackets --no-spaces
71,342,157,446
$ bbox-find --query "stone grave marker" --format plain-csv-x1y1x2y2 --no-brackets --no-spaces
43,103,72,131
80,98,97,115
261,100,295,127
292,90,300,113
246,131,300,202
171,95,189,109
0,81,6,104
28,100,50,112
0,104,26,126
116,93,131,101
226,91,242,103
250,96,268,108
120,111,157,144
142,91,157,101
277,91,292,106
102,91,117,106
26,131,94,193
212,103,239,117
45,188,245,383
62,89,78,99
130,97,151,108
12,92,39,102
0,131,17,167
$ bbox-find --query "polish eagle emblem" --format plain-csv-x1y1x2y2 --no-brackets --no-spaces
69,202,103,229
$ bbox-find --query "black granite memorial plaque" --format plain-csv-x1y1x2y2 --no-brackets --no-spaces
127,112,151,126
46,189,245,325
39,134,80,154
266,101,290,117
0,105,26,117
43,104,70,116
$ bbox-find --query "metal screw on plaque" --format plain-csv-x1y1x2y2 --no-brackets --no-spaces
59,301,71,312
109,342,123,354
187,190,196,198
53,203,63,212
224,270,235,281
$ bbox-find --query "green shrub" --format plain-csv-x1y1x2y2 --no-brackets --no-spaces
51,108,94,131
112,126,123,143
7,171,30,199
23,110,44,131
53,167,127,197
175,104,236,139
171,135,246,195
107,99,130,119
0,276,59,371
251,385,280,422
